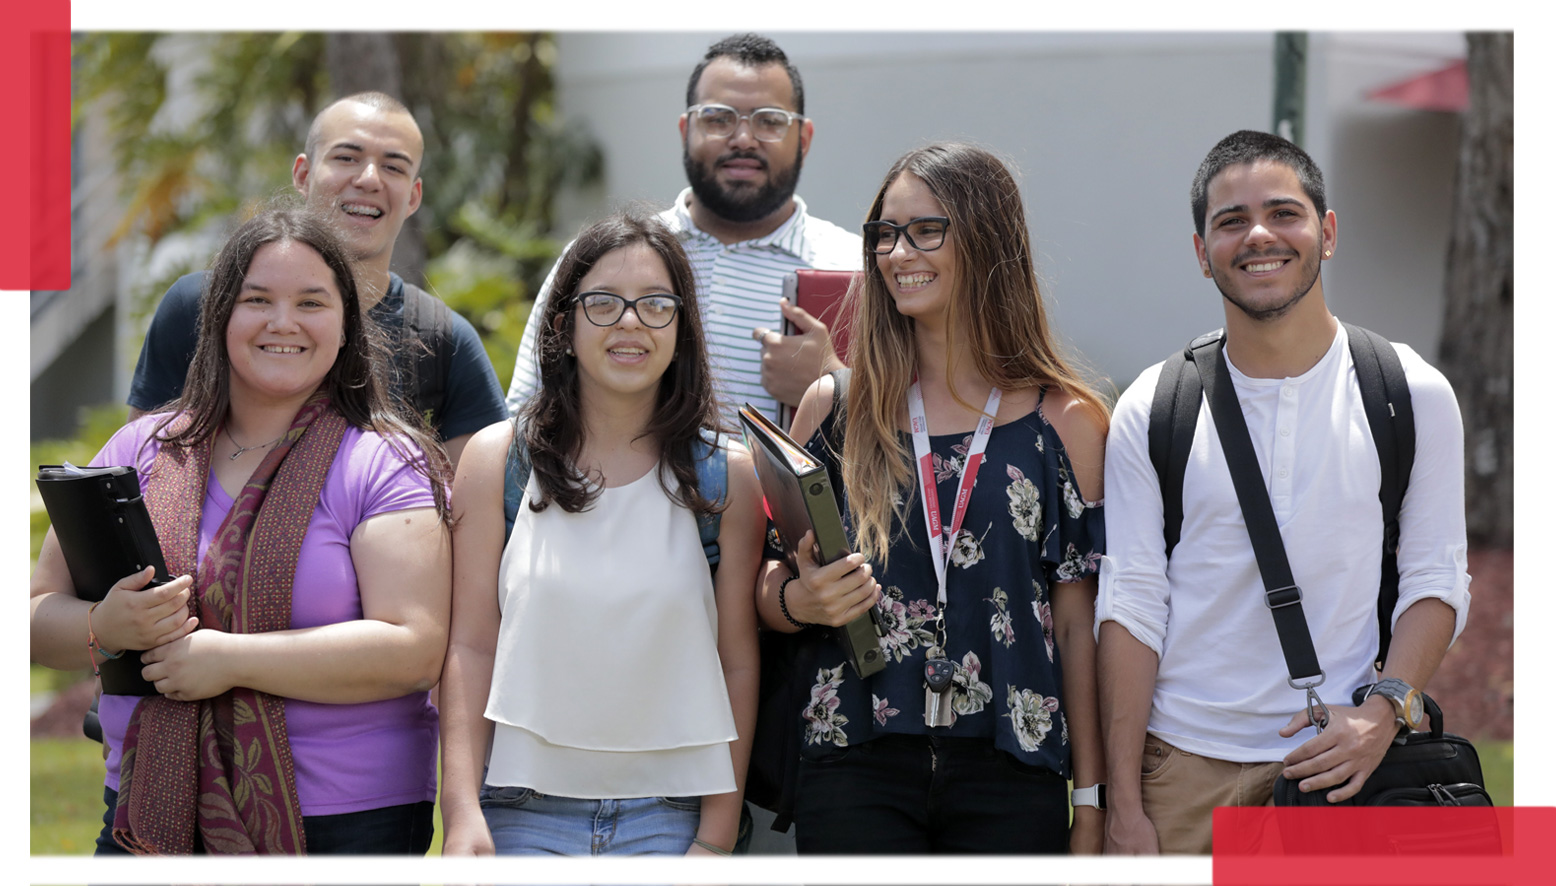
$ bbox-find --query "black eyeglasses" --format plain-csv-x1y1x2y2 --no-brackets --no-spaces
575,291,683,328
863,216,951,255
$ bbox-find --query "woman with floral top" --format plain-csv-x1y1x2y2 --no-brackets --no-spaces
756,143,1108,854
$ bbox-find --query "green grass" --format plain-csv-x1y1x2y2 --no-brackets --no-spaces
29,737,1516,854
29,736,448,855
1481,739,1514,806
30,739,109,855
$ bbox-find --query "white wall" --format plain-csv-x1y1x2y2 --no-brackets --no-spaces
553,31,1467,394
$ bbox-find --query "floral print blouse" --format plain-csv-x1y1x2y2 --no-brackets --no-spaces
794,387,1103,776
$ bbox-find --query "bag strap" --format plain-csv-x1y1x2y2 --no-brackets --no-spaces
1148,330,1223,558
1193,340,1325,687
1342,322,1415,669
401,284,453,429
502,424,725,573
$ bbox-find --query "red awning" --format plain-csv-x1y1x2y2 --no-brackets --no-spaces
1367,59,1468,112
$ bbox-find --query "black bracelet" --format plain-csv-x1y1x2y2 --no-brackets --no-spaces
778,573,811,630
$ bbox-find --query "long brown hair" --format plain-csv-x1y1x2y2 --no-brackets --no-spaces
153,203,451,522
518,209,725,516
842,143,1109,562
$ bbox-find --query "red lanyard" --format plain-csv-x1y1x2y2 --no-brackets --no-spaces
908,380,1003,608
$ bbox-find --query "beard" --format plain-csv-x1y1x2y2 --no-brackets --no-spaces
1210,247,1322,322
682,141,803,224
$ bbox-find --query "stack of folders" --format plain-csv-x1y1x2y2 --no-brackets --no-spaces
738,404,884,679
36,463,169,695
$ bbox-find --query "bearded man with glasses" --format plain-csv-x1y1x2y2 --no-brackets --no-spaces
507,33,861,425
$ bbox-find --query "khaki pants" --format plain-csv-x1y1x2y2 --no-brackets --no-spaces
1138,735,1284,854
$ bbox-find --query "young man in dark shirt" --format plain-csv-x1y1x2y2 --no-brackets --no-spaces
128,91,505,466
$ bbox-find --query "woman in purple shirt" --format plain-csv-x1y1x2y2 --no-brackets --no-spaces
29,206,453,855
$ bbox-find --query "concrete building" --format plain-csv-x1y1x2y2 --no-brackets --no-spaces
549,31,1468,395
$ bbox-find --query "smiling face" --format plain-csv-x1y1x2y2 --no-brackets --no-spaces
567,242,680,404
1194,159,1337,322
292,100,423,273
225,239,345,409
679,58,810,225
875,172,957,326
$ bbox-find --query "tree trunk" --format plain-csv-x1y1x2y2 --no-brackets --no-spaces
1437,33,1513,547
324,32,428,287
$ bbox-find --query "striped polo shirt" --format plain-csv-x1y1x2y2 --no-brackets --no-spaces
506,188,862,422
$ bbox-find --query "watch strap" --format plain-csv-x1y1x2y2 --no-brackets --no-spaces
1071,783,1107,810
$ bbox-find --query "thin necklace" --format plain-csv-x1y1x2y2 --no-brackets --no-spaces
224,426,284,460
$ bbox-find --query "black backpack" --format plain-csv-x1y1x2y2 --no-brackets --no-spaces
400,283,453,431
1147,323,1415,669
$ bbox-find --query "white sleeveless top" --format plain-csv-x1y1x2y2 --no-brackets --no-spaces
484,465,738,798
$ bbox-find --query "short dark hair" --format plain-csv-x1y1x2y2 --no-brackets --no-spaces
304,91,417,164
685,33,805,115
1190,129,1327,239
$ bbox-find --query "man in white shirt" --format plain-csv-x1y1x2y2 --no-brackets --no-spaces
1096,130,1470,854
506,34,861,421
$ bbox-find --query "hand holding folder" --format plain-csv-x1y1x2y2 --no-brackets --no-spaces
738,404,885,679
36,464,171,696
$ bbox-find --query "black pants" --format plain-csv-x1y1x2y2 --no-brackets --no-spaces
94,786,434,855
793,733,1069,854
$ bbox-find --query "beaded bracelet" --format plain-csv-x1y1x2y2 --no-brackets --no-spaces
692,837,733,856
778,573,811,630
85,600,124,678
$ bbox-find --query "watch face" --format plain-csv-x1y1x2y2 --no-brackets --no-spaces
1405,692,1424,726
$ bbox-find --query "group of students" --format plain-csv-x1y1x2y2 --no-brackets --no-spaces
29,121,1467,857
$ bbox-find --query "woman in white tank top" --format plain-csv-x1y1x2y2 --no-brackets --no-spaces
438,212,765,856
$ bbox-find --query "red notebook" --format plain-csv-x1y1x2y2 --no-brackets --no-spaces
779,269,860,429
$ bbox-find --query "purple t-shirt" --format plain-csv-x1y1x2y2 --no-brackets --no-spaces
92,414,440,816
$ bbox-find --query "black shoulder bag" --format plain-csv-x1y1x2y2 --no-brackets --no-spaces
1193,338,1487,808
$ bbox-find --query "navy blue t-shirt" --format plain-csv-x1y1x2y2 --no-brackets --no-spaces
128,271,506,442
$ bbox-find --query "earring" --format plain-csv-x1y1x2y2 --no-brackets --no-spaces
565,346,575,356
1324,250,1332,258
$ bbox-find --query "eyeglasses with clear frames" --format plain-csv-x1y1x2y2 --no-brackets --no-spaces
576,291,683,329
686,104,803,143
863,216,951,255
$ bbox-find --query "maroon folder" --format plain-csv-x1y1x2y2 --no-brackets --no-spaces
779,269,859,429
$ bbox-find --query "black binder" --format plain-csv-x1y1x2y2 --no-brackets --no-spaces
36,464,169,695
738,404,884,679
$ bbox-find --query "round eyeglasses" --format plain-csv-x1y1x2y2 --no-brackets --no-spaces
576,291,683,329
686,103,803,143
863,216,951,255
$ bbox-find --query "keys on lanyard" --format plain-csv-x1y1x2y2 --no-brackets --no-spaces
908,380,1002,730
923,654,956,727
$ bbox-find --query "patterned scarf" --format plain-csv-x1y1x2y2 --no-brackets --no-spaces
112,393,347,855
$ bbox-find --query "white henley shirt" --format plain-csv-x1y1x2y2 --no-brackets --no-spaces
1097,323,1471,762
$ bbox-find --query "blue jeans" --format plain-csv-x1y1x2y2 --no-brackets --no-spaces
792,733,1069,854
94,786,433,855
479,784,700,855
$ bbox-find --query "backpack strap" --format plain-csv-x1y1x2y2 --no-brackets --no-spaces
692,428,730,570
503,423,725,574
1343,322,1416,669
502,424,532,543
1148,330,1223,558
400,284,453,430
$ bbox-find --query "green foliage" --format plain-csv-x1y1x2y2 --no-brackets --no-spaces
73,31,594,381
30,404,132,569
